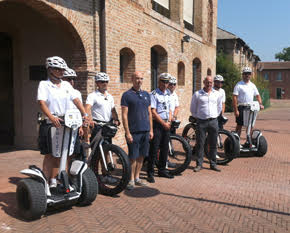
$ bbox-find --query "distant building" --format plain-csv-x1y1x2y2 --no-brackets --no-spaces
217,27,260,77
257,62,290,99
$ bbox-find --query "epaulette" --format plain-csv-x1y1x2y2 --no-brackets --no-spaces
151,90,157,95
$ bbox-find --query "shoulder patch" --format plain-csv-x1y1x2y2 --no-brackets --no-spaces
151,90,156,95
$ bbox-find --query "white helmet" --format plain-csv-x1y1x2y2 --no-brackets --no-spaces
169,76,177,84
95,72,110,82
46,56,67,69
242,66,252,73
63,67,77,78
159,73,171,81
214,74,224,82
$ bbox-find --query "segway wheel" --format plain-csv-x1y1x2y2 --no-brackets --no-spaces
256,136,267,157
16,178,47,220
77,168,98,206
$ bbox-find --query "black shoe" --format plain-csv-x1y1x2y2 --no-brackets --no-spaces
147,174,155,183
210,165,221,172
158,170,174,179
167,161,177,168
193,165,202,172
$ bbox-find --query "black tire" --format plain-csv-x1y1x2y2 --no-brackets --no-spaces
205,130,240,165
167,134,192,175
90,144,130,196
182,123,196,148
77,168,98,206
16,178,47,220
256,135,267,157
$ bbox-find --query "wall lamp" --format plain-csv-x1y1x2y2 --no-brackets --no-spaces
181,35,190,52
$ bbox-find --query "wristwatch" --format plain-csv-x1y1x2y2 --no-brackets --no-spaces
83,113,89,117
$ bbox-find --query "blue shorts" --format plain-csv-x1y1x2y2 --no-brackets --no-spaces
127,131,150,160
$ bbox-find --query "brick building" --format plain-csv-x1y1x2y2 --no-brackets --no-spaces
0,0,217,148
217,27,260,77
257,62,290,99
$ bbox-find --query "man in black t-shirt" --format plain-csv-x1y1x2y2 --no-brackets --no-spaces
121,71,153,190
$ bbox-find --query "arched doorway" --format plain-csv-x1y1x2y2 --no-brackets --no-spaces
120,47,135,83
0,1,87,148
0,33,13,145
151,45,168,90
192,58,201,93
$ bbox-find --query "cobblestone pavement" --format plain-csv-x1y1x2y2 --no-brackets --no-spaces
0,99,289,233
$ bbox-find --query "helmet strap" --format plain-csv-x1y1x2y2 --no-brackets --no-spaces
48,69,61,84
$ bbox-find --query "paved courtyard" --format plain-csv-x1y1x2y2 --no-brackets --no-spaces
0,99,289,233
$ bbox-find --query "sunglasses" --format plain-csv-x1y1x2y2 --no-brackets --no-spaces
161,80,169,84
99,81,108,84
243,72,251,75
53,68,64,72
169,83,176,86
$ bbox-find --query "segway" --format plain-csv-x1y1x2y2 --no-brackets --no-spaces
232,101,267,157
16,109,98,220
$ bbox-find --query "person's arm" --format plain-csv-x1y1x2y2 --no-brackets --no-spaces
38,100,62,128
121,106,132,143
222,103,225,114
256,95,264,110
148,106,153,140
111,107,120,126
232,95,239,117
151,108,171,131
173,106,179,120
190,93,197,118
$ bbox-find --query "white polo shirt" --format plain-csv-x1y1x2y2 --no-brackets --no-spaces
86,90,115,122
67,89,82,110
217,88,226,103
233,80,259,104
190,89,223,120
170,91,180,112
37,79,79,116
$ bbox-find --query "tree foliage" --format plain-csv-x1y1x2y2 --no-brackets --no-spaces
216,52,241,112
275,47,290,61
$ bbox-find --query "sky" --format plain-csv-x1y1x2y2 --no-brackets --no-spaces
217,0,290,62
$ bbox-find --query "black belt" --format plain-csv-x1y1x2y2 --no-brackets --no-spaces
198,117,217,121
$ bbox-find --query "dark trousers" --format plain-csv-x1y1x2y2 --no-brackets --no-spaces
196,118,218,167
147,121,170,175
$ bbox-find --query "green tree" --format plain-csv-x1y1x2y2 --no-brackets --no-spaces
216,52,241,112
275,47,290,61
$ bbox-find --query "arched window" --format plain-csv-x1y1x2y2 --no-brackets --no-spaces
192,58,201,93
207,0,213,43
207,68,212,76
120,48,135,83
151,45,168,90
177,62,185,86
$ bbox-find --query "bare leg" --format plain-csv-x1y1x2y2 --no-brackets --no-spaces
130,159,136,181
42,154,59,181
134,156,144,180
236,125,242,137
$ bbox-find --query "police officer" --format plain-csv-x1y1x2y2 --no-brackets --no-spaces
85,72,120,184
213,74,226,130
147,73,174,183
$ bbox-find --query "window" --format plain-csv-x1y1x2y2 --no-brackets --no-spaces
276,72,282,81
120,48,135,83
192,58,201,93
183,0,194,31
207,68,212,76
207,0,213,43
152,0,170,18
29,66,47,81
178,62,185,86
151,45,168,90
264,73,269,81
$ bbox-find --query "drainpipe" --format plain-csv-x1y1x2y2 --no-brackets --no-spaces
99,0,106,72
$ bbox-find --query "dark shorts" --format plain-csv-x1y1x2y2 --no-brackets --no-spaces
38,122,80,155
38,122,52,155
127,131,150,160
236,106,246,126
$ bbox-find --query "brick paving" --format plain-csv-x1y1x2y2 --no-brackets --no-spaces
0,99,289,233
